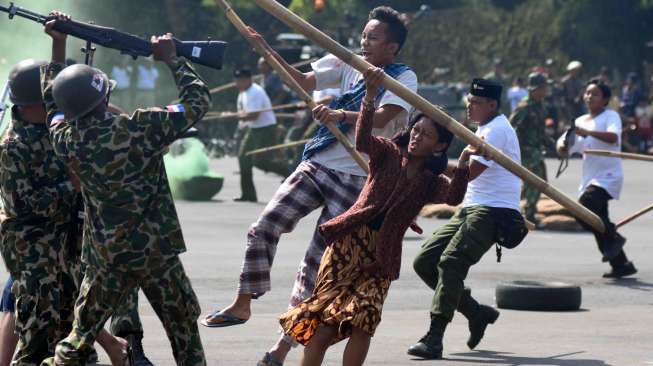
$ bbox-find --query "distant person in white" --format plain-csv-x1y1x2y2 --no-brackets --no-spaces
507,76,528,112
233,68,289,202
557,79,637,278
135,61,159,108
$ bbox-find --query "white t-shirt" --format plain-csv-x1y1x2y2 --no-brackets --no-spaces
110,65,132,90
136,65,159,90
237,83,276,129
309,54,418,176
462,114,522,210
507,86,528,112
567,109,623,199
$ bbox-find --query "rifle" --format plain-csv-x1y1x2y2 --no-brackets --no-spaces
0,81,10,137
0,2,227,70
555,125,575,178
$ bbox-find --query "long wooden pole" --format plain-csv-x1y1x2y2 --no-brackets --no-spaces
585,149,653,162
209,58,316,95
253,0,605,233
204,95,333,120
215,0,368,172
246,139,310,156
616,203,653,229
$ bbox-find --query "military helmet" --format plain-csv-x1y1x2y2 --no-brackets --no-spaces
527,72,551,91
52,64,116,120
8,59,48,106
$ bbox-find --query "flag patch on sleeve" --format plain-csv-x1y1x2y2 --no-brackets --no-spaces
49,113,66,129
166,104,185,113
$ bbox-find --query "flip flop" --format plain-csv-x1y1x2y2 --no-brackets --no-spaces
200,309,248,328
256,352,284,366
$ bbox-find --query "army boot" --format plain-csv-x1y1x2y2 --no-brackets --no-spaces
457,289,499,349
407,314,448,359
127,334,154,366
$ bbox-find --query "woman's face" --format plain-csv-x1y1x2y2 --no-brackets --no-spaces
583,84,608,112
408,118,447,157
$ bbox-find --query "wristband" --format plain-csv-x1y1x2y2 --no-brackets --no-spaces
336,109,347,123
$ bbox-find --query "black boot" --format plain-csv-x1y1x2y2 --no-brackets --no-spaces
457,289,499,350
407,314,448,359
466,305,499,349
127,334,155,366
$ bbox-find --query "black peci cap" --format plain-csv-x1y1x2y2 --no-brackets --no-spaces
470,78,502,102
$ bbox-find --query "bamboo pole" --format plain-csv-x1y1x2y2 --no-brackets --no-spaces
585,149,653,162
616,203,653,229
253,0,605,233
246,139,310,156
215,0,369,172
209,58,316,95
204,95,333,120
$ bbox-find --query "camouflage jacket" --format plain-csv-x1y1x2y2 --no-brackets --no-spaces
0,108,80,275
41,59,210,271
510,96,547,163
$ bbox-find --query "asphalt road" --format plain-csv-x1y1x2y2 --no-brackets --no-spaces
2,157,652,366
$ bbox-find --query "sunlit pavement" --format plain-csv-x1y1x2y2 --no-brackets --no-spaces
3,157,651,365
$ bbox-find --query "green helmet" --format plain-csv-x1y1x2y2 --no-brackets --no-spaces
8,59,48,106
52,64,116,120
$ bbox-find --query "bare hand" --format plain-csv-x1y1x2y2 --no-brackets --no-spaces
151,33,177,65
44,11,69,41
246,27,273,53
312,105,344,125
363,67,384,99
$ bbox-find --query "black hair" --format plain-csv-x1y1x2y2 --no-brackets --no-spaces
586,78,611,105
392,113,454,175
368,6,407,55
233,68,252,78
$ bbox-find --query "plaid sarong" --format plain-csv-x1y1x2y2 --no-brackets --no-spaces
238,161,365,296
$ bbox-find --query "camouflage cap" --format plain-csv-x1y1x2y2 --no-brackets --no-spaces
527,72,551,91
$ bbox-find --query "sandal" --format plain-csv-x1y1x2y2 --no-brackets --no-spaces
256,352,283,366
200,309,248,328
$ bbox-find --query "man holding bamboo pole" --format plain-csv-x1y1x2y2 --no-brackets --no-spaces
203,6,417,366
233,67,290,202
557,79,637,278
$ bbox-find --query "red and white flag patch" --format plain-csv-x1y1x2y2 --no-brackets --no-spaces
49,112,66,129
166,104,185,113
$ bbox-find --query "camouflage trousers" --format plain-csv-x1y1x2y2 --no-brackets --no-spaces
41,256,205,366
522,159,547,221
11,265,142,365
11,266,77,366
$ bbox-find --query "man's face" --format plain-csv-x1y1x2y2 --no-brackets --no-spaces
531,85,548,101
360,19,397,66
235,77,251,92
466,95,496,123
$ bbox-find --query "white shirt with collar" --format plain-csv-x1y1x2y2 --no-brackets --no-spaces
462,114,522,210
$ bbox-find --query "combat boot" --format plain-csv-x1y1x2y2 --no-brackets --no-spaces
466,304,500,349
407,314,448,359
127,334,154,366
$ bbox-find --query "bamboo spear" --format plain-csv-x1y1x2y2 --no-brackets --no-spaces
246,139,310,156
585,149,653,162
253,0,605,233
209,58,316,95
215,0,369,172
616,203,653,229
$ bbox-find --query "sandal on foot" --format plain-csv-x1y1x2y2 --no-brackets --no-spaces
200,309,248,328
256,352,283,366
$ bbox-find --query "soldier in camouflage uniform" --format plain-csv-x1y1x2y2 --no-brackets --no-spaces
510,72,550,222
0,57,128,365
39,14,209,366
